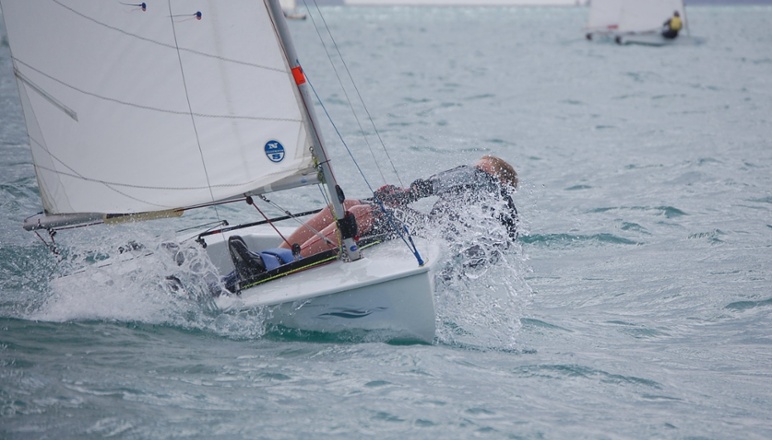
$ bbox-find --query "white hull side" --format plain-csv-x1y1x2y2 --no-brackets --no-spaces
618,33,703,47
263,268,434,341
617,32,671,46
587,30,703,47
46,224,437,342
209,226,438,342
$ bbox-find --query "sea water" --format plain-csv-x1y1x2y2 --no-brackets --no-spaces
1,5,771,439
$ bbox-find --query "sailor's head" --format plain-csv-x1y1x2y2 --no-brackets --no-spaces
674,11,680,17
475,155,518,189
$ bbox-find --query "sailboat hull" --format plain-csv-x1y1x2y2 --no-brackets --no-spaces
208,226,438,342
616,33,703,47
587,31,702,47
256,268,434,342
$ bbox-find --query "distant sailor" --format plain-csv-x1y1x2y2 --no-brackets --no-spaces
662,11,682,40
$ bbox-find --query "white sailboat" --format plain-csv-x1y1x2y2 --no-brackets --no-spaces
585,0,693,46
1,0,437,342
280,0,307,20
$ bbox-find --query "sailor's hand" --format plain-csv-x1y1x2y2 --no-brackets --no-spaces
409,178,433,198
373,185,411,206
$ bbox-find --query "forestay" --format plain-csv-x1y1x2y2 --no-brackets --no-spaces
1,1,318,219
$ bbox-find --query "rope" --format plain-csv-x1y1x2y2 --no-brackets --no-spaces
246,196,291,247
371,199,425,266
34,229,60,256
304,0,405,188
258,192,336,248
300,4,425,266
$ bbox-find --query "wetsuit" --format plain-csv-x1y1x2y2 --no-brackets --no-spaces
409,165,518,240
371,165,518,243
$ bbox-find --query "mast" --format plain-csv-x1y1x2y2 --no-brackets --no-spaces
680,0,690,36
266,0,362,261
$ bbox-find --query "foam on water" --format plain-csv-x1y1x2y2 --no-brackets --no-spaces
30,234,203,316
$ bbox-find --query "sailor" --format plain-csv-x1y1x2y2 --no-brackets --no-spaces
662,11,682,39
220,155,519,293
375,155,518,241
278,155,519,257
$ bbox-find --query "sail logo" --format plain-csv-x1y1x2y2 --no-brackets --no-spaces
264,140,285,163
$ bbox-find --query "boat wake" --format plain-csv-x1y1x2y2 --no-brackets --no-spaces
18,228,263,339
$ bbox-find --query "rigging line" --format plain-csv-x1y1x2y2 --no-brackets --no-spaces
371,198,425,266
166,1,220,222
307,184,340,249
195,209,322,238
33,230,60,256
46,221,104,232
300,3,422,266
315,184,340,248
247,196,292,247
241,185,337,251
307,77,424,265
316,181,333,211
259,193,321,229
258,192,336,248
306,0,405,188
306,76,373,194
304,0,386,185
176,220,227,235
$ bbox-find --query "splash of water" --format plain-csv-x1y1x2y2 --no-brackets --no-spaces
23,227,268,339
409,192,534,349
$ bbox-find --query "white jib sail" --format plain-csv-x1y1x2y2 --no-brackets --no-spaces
1,0,318,216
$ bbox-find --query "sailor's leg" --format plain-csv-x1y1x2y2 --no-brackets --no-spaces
280,199,363,251
296,203,377,257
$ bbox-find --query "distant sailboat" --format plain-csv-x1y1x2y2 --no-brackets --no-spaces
1,0,437,342
585,0,697,46
280,0,307,20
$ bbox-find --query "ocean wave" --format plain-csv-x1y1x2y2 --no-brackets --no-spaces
725,297,772,311
520,232,641,247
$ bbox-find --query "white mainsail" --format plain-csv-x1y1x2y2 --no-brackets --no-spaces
279,0,297,10
587,0,685,34
1,1,318,219
586,0,623,32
